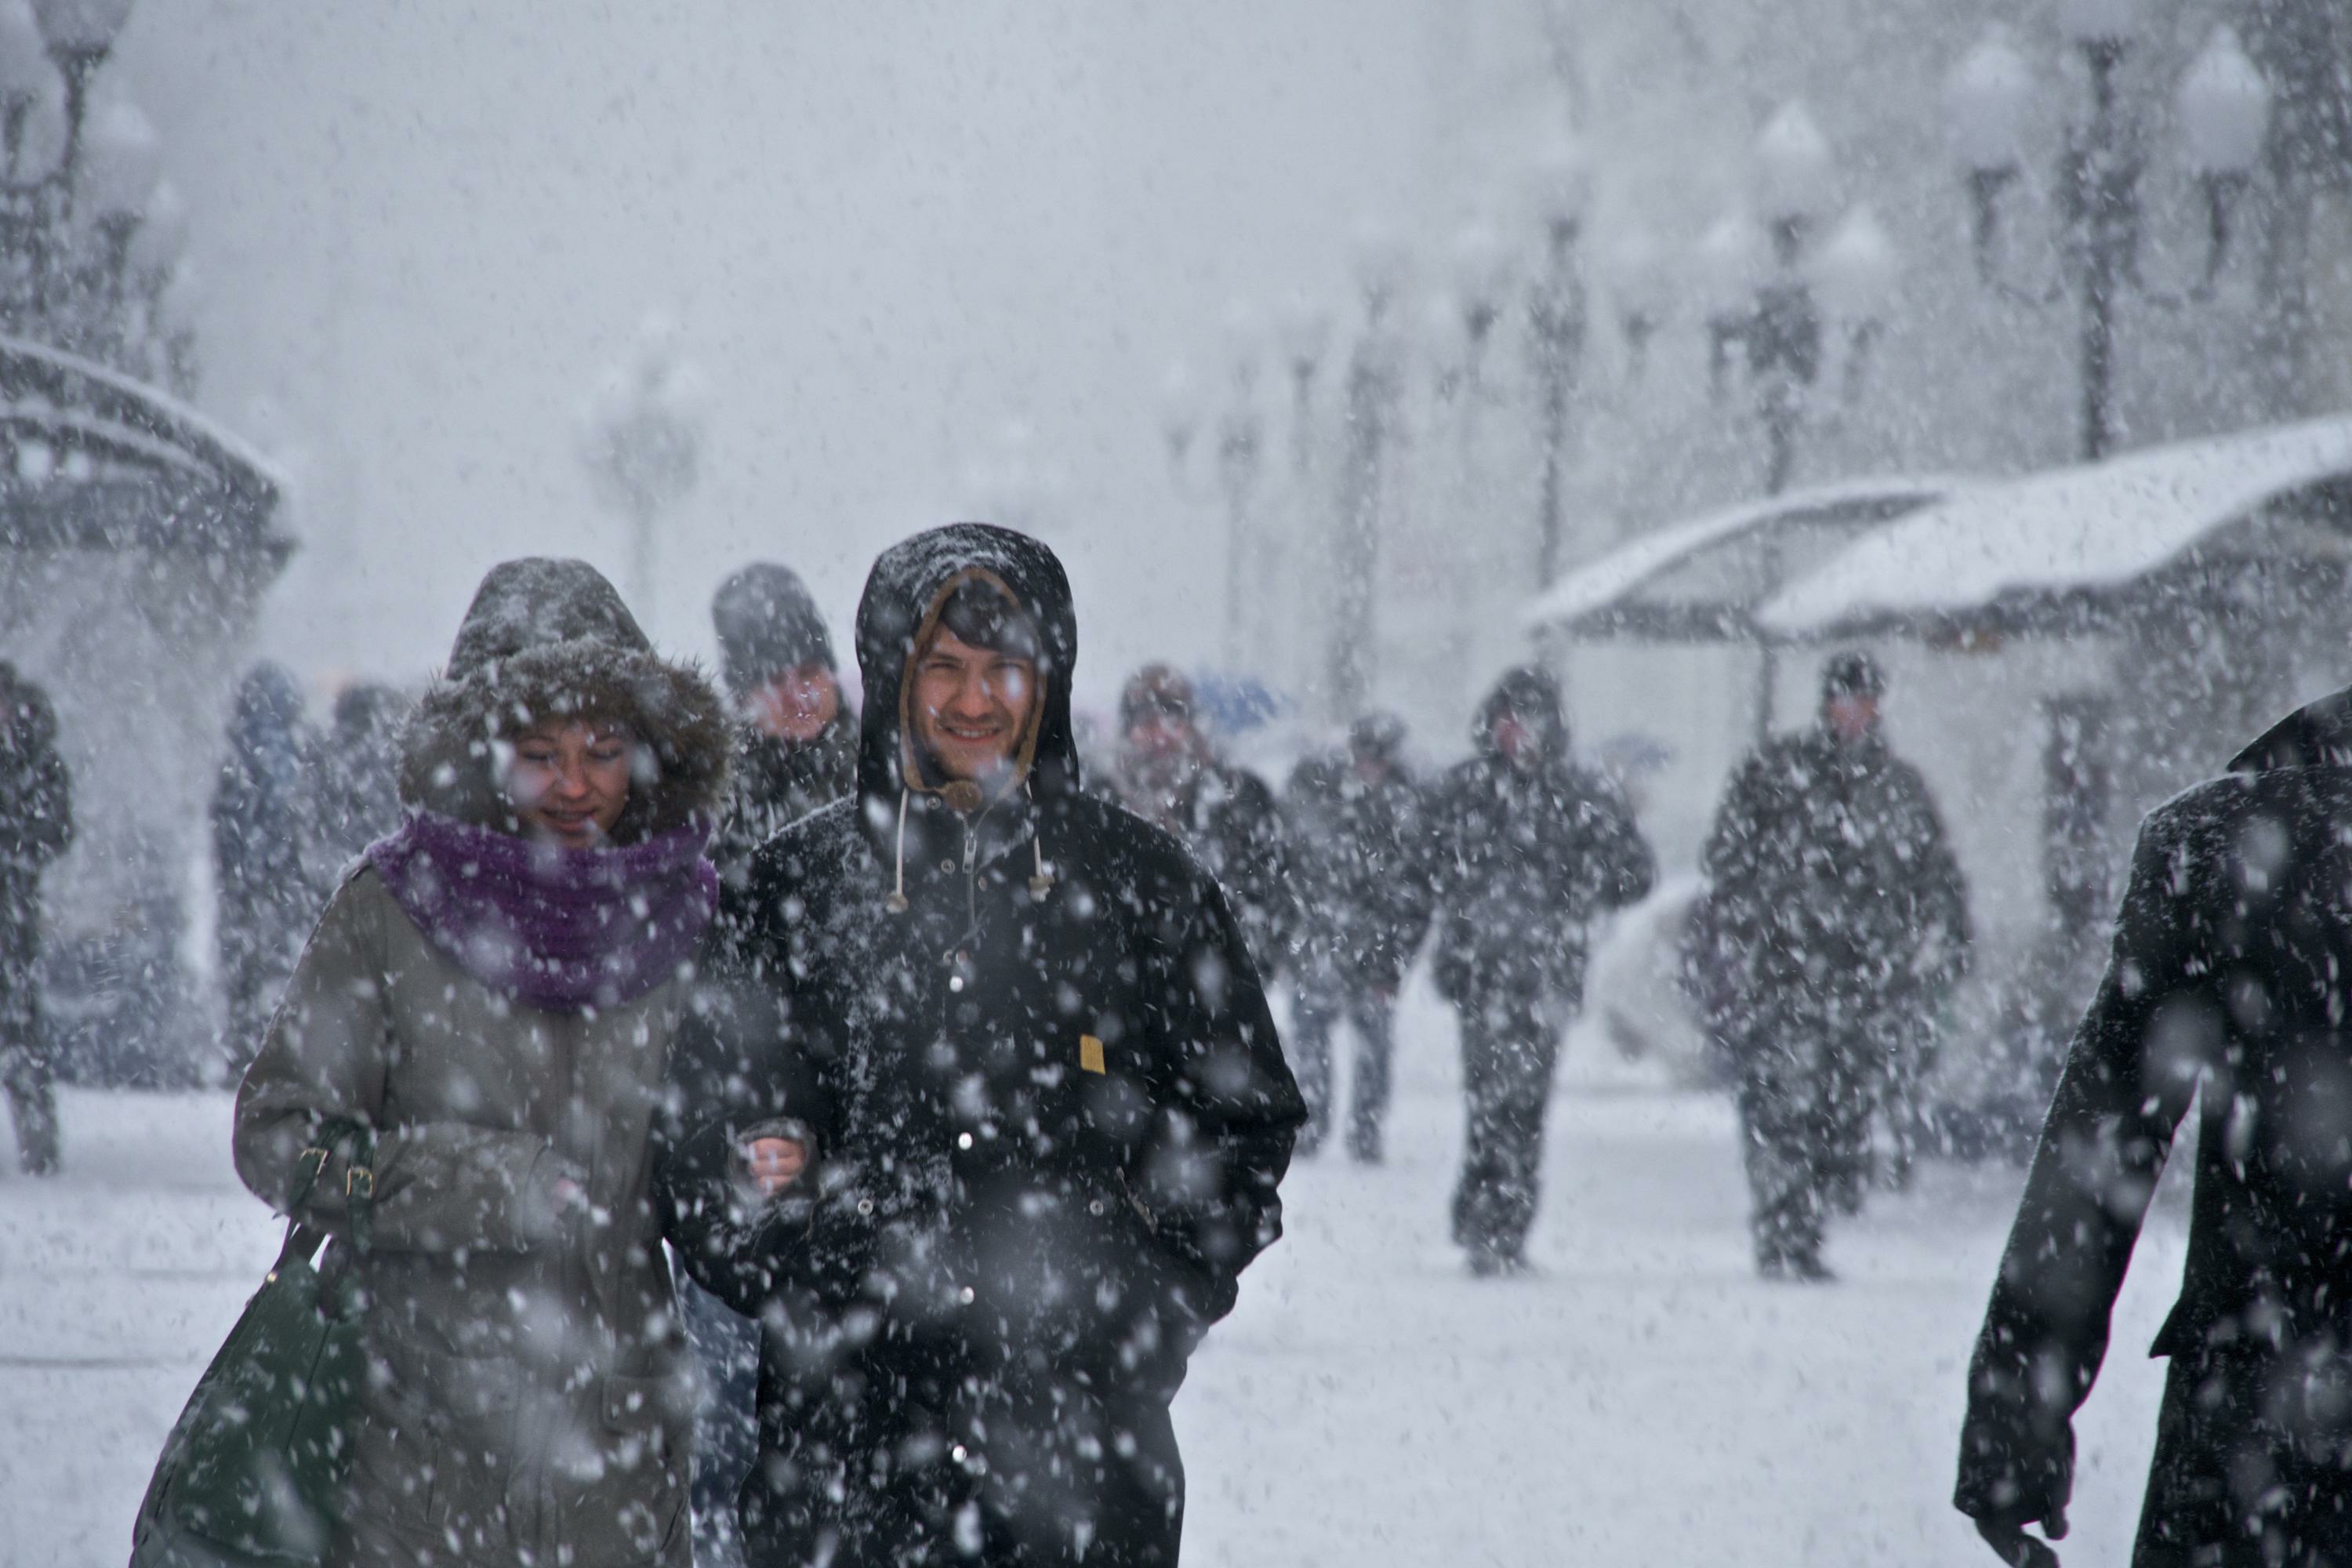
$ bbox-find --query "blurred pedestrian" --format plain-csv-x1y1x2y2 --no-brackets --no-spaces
1686,652,1969,1282
313,681,408,869
212,662,319,1077
1428,665,1654,1276
1282,710,1432,1162
689,560,858,1568
1955,682,2352,1568
662,524,1302,1567
710,561,857,880
234,557,730,1566
0,662,71,1175
1105,662,1295,985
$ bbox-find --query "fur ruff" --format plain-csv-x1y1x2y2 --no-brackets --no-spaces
397,637,730,843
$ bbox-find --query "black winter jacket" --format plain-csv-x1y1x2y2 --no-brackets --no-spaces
1283,752,1432,992
1956,687,2352,1563
1426,672,1653,1006
662,524,1302,1568
1689,723,1971,1044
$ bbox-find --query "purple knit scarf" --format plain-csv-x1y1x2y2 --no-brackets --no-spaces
367,811,718,1011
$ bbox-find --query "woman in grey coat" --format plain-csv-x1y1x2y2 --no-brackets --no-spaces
232,558,730,1567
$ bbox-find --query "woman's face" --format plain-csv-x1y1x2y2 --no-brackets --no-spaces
506,720,633,848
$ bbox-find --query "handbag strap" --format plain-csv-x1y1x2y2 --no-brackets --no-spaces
281,1118,377,1267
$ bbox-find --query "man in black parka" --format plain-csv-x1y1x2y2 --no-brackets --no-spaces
1427,665,1654,1275
1690,654,1970,1280
0,662,71,1174
1956,684,2352,1568
662,524,1304,1568
1283,710,1432,1161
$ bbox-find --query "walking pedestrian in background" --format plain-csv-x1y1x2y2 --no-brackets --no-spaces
0,662,71,1176
1428,664,1654,1276
1686,652,1970,1282
1282,710,1432,1162
212,662,320,1079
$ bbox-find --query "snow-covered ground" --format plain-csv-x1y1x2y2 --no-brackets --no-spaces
1,986,2188,1568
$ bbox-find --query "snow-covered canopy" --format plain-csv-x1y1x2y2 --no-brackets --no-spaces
1522,477,1959,643
1758,416,2352,639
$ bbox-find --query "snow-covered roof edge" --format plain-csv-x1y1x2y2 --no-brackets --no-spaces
1519,475,1963,632
1759,414,2352,636
0,333,289,497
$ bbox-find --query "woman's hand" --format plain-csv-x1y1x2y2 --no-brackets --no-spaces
743,1136,809,1198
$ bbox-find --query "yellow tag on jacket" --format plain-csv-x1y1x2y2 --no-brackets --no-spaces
1080,1035,1106,1074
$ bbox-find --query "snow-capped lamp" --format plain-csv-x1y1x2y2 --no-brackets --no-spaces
1601,225,1669,382
2177,26,2272,285
74,93,154,274
126,174,185,279
1751,101,1838,250
1814,208,1900,401
1449,218,1512,349
28,0,130,174
1526,129,1592,243
0,0,52,107
1944,27,2033,270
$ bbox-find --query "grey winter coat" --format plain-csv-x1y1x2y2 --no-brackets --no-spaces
232,559,729,1568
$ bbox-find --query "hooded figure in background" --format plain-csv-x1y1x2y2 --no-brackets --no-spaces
230,557,729,1568
212,662,321,1077
691,561,858,1566
1105,662,1296,985
710,562,858,880
1427,664,1654,1276
1282,710,1433,1162
1687,652,1970,1282
662,523,1303,1568
1955,684,2352,1568
0,662,71,1175
313,681,409,872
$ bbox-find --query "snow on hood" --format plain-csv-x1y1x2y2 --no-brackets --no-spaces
1758,416,2352,637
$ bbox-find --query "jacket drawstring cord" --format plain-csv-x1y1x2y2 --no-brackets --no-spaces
886,789,911,914
1026,780,1054,898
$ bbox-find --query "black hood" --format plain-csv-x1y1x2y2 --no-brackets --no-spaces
712,561,836,696
1472,663,1568,761
2229,685,2352,775
853,523,1080,815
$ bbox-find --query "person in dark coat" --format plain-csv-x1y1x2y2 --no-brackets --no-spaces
710,561,858,882
1687,652,1970,1282
661,523,1304,1568
1105,662,1295,985
1282,710,1432,1162
1427,664,1655,1276
212,662,320,1080
0,662,71,1175
312,681,408,871
688,561,860,1567
1954,684,2352,1568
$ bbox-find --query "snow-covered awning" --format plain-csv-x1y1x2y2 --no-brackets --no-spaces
0,333,290,560
1759,416,2352,639
1522,477,1962,643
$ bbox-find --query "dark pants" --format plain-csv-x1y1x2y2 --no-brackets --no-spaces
1733,1025,1877,1271
1290,964,1398,1160
1,967,56,1175
678,1269,759,1568
1449,990,1560,1266
2133,1343,2352,1566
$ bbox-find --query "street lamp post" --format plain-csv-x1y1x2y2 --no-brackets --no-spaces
1946,9,2271,461
1327,238,1404,720
1524,134,1589,586
581,321,703,616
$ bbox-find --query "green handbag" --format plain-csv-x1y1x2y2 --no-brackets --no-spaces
129,1122,375,1566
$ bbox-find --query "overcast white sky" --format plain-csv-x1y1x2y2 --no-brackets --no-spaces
117,0,1512,708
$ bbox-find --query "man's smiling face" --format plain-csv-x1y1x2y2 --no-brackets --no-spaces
910,626,1037,785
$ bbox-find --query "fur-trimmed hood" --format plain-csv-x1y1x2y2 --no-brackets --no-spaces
397,557,729,843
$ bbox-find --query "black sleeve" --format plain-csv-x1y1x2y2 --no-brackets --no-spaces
1131,861,1306,1333
1896,765,1973,989
655,923,833,1319
1586,775,1657,912
1953,808,2208,1527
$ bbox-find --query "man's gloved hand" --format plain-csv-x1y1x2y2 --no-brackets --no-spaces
1974,1505,2066,1568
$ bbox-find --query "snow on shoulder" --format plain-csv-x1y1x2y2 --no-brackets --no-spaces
1759,415,2352,637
